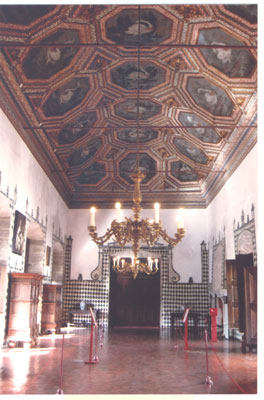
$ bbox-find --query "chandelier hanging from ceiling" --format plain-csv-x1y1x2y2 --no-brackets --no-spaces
88,169,185,279
88,5,185,279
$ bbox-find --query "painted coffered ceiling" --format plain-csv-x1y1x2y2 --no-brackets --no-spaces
0,4,257,208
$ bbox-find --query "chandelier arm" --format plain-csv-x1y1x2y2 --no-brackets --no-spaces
139,219,160,245
158,227,185,246
88,226,116,246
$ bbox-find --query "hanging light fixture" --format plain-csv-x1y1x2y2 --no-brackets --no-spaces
88,169,185,279
88,6,185,279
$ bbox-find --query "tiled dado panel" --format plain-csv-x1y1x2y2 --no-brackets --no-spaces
161,242,210,327
62,240,210,327
62,243,110,326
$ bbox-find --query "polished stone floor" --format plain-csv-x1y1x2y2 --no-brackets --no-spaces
0,326,257,395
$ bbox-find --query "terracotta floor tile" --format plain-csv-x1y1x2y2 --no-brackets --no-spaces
0,326,257,395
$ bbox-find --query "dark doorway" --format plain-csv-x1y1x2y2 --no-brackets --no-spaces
226,253,257,352
109,257,160,327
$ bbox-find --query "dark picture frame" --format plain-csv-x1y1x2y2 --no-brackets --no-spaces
12,210,26,255
46,245,51,266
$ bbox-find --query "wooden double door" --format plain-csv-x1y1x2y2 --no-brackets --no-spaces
109,258,160,327
226,254,257,352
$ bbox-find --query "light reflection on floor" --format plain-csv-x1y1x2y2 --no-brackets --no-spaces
0,327,257,395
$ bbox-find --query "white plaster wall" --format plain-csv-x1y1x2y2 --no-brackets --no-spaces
0,109,69,252
207,144,257,262
67,206,208,282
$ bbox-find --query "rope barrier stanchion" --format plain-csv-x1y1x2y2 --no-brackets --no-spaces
210,341,248,394
56,333,65,394
204,329,213,386
209,308,218,342
182,308,190,351
84,308,99,365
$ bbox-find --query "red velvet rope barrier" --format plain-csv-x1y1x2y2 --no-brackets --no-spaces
209,341,248,394
173,323,249,394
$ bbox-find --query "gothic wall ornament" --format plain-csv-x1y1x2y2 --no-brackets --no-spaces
233,204,257,266
212,233,226,296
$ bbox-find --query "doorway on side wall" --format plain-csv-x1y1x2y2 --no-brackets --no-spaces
109,257,160,327
226,253,257,352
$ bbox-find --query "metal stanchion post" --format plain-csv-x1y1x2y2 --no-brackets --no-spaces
184,318,189,350
85,308,99,365
56,333,64,394
204,329,213,386
182,308,190,351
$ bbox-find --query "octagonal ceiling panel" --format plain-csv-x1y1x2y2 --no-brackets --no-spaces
22,29,80,80
67,137,102,167
179,112,220,144
117,128,158,143
43,77,91,117
0,4,257,208
223,5,257,24
77,162,106,185
111,61,165,90
119,153,156,184
105,8,173,45
171,161,199,182
57,112,97,145
197,28,256,78
173,138,208,164
186,77,234,116
0,5,56,25
114,99,162,120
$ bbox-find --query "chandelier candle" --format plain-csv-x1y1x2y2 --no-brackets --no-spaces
154,202,160,224
115,202,121,223
176,209,184,229
90,207,96,227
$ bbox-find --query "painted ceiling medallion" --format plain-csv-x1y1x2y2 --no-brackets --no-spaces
223,4,257,24
43,77,91,117
58,112,97,145
67,137,102,167
105,8,172,45
179,112,220,144
171,161,198,182
117,128,158,143
198,28,256,78
186,77,234,117
174,138,208,164
78,162,106,185
111,61,165,90
22,30,80,80
115,99,162,120
119,153,156,184
0,5,56,25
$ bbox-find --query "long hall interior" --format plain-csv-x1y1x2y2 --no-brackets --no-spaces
0,2,260,397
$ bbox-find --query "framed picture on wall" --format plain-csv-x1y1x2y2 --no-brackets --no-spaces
46,246,51,266
12,210,26,255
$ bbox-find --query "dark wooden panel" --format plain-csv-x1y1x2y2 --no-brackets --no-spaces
109,258,160,327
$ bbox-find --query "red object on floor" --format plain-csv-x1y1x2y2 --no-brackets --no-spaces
85,308,98,364
210,308,218,342
0,327,257,395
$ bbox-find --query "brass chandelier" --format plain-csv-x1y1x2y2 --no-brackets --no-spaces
88,5,185,279
88,169,185,279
